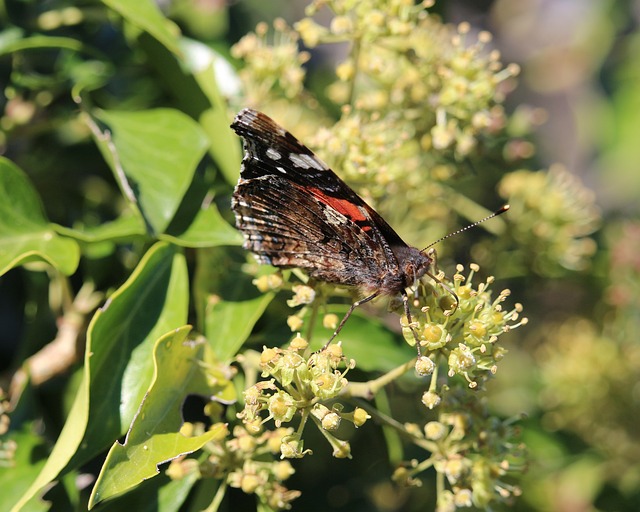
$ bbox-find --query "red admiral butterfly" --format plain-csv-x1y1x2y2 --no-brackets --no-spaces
231,108,507,355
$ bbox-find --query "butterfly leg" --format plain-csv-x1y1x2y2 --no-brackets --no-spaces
321,291,380,351
402,290,423,357
424,249,459,311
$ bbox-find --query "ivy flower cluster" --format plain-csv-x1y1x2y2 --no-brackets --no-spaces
166,422,300,511
297,0,519,165
498,165,601,275
394,265,527,509
230,2,531,509
238,337,370,460
392,387,525,511
401,263,527,391
230,1,520,245
231,18,310,104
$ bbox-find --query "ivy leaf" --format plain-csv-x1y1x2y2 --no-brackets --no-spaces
90,108,209,235
12,242,188,511
89,326,232,507
0,157,79,276
101,0,182,55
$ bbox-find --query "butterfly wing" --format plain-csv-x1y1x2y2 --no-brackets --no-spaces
231,108,411,291
234,174,389,289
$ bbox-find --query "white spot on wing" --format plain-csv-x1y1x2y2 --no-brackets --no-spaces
290,153,326,170
266,148,282,160
323,207,347,226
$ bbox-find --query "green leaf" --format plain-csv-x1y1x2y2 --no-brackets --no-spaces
91,109,209,235
161,202,243,247
89,326,230,507
205,293,275,361
194,248,275,359
187,39,243,185
12,242,188,512
0,422,49,512
94,472,200,512
0,157,79,276
139,34,242,185
160,172,242,248
309,307,414,372
54,212,146,243
101,0,182,56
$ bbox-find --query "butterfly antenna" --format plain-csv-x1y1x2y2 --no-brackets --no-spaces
420,204,510,253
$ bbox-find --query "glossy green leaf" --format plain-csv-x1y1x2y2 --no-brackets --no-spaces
54,212,146,243
0,157,79,276
91,108,209,235
205,293,275,361
0,423,49,512
194,249,275,359
12,243,188,512
197,83,241,186
89,327,229,507
139,34,241,185
101,0,182,55
160,172,242,248
94,472,200,512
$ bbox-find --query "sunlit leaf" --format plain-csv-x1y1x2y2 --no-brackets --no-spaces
101,0,182,55
91,109,209,235
12,243,188,511
89,326,231,507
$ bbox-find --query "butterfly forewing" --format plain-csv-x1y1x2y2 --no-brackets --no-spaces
231,110,406,246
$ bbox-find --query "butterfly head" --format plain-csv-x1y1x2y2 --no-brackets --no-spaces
385,245,434,294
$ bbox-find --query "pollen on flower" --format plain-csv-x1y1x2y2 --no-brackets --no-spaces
336,60,355,81
323,313,339,330
321,412,341,431
289,334,309,351
268,391,296,426
332,439,351,459
421,390,441,409
423,324,442,342
415,356,435,376
273,460,295,481
324,342,344,361
253,273,283,292
352,407,370,427
330,15,353,35
453,488,473,507
260,347,281,366
289,284,316,306
424,421,447,440
287,315,304,332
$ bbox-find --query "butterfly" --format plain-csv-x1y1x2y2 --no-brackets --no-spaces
230,108,507,355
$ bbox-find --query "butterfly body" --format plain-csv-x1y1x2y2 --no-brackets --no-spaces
231,108,433,350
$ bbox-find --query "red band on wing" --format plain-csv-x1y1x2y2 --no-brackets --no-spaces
307,186,372,232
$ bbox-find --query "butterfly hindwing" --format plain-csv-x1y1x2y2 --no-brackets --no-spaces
233,174,390,289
